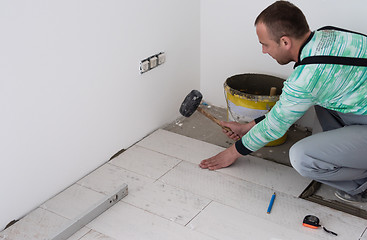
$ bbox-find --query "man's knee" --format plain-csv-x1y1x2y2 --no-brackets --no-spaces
289,141,310,178
290,139,337,180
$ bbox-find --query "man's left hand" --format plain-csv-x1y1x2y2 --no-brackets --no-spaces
199,144,242,170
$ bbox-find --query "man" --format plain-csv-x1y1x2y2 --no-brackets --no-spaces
199,1,367,203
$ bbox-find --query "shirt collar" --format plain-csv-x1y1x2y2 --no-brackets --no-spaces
294,31,315,68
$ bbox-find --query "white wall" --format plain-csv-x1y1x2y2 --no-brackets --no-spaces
201,0,367,109
0,0,199,230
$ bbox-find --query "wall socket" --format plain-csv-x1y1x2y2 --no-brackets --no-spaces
158,53,166,65
140,52,165,74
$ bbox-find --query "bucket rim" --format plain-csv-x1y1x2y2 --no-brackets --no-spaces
224,82,279,101
224,73,284,99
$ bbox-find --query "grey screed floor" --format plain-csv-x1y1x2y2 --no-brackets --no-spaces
1,105,367,240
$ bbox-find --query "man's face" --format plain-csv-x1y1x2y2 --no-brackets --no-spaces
256,22,291,65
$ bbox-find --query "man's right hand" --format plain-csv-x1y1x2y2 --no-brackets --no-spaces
221,120,256,141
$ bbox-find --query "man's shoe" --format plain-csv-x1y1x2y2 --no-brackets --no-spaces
335,189,367,203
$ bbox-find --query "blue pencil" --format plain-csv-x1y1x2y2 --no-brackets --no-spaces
267,192,276,214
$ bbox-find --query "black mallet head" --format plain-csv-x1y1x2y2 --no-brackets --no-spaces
179,90,203,117
179,90,232,132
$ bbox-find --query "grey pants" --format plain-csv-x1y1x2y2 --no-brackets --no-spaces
290,106,367,195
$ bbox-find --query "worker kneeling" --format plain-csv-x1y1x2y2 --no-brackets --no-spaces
199,1,367,203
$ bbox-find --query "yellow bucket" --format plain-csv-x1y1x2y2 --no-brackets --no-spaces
224,73,287,146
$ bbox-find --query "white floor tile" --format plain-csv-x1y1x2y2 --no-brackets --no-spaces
78,163,153,195
189,201,322,240
66,227,91,240
160,161,367,238
123,181,211,225
161,160,273,210
77,229,116,240
40,184,105,220
0,208,69,240
3,129,367,240
109,145,181,179
218,155,311,197
136,129,225,165
87,202,216,240
138,129,310,198
360,228,367,240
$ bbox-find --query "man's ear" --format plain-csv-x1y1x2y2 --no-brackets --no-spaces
280,36,292,49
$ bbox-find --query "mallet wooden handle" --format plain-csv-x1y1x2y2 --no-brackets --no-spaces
196,107,232,132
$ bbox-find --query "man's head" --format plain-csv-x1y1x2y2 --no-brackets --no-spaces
254,1,310,65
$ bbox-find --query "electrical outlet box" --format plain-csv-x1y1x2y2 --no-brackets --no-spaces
149,56,158,68
140,51,165,74
158,52,166,65
140,60,149,74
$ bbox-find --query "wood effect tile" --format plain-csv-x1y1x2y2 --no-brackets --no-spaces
109,145,181,180
87,202,216,240
360,228,367,240
161,161,367,238
189,201,322,240
123,181,211,225
77,163,153,196
217,155,312,197
66,227,91,240
0,208,69,240
77,229,116,240
40,184,105,220
161,160,276,213
5,129,366,240
136,129,224,164
139,129,310,197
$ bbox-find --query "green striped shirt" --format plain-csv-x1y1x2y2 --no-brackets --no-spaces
241,28,367,152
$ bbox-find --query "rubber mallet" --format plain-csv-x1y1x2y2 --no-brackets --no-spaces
179,90,232,132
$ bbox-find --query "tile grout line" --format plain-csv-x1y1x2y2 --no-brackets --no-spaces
155,161,308,223
153,160,184,184
151,161,216,202
40,182,104,221
359,226,367,240
73,228,93,240
135,144,191,162
184,200,213,228
151,160,278,212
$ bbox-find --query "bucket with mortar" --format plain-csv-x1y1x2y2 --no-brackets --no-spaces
224,73,287,146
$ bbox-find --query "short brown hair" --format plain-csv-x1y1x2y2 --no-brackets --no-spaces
255,1,309,43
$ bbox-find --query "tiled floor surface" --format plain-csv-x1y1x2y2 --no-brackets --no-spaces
1,129,367,240
164,104,367,216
